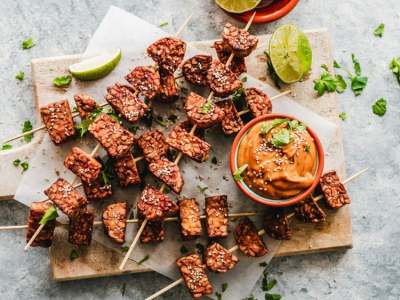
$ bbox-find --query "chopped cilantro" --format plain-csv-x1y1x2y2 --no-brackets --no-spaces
271,128,291,148
195,243,205,256
22,120,33,142
211,156,218,165
20,161,29,172
374,23,385,37
241,76,247,82
304,145,310,153
121,246,129,253
222,283,228,292
70,249,79,261
39,206,58,225
313,66,337,96
335,54,368,96
180,245,189,254
159,21,168,27
335,74,347,93
155,115,168,127
233,164,248,181
138,254,150,265
244,295,258,300
197,185,208,193
389,57,400,84
200,98,213,114
75,108,104,137
262,276,277,291
128,125,140,134
168,114,178,123
333,60,341,68
265,293,282,300
259,262,267,267
22,38,35,50
260,119,288,137
216,292,222,300
372,98,387,116
53,75,72,88
1,144,12,151
339,112,347,121
13,159,21,167
16,71,25,81
352,53,362,76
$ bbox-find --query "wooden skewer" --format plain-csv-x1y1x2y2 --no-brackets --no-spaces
145,166,368,300
118,14,193,271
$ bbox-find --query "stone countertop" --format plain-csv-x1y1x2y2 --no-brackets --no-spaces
0,0,399,299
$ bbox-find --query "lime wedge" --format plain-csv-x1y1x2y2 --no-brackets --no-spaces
69,49,122,81
215,0,261,13
269,25,312,84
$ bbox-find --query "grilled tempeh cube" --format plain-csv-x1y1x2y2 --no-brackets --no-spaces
103,202,128,244
295,197,327,223
73,94,99,120
222,23,258,57
68,209,95,246
178,198,202,239
207,60,242,97
83,178,112,202
44,178,87,217
138,213,165,243
176,254,213,298
182,55,212,86
166,122,211,162
64,147,102,184
89,113,135,158
235,217,268,257
40,99,76,145
125,66,161,100
26,201,56,247
114,152,141,187
158,70,179,102
148,157,184,194
213,40,246,76
245,88,272,117
264,210,292,240
320,171,351,208
205,195,229,238
138,130,169,162
137,185,178,221
105,83,148,123
205,242,238,273
217,100,244,135
184,92,224,129
147,37,186,74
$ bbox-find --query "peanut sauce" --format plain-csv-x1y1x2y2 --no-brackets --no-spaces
237,120,317,199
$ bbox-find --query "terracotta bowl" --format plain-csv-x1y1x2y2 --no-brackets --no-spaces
227,0,300,24
230,114,324,207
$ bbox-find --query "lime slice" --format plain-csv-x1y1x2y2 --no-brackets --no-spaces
269,25,312,84
69,49,122,81
215,0,261,13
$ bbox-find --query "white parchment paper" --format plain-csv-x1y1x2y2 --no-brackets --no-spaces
15,6,338,299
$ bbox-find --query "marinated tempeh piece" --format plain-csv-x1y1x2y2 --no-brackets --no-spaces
138,129,169,162
205,242,239,273
245,88,272,117
138,213,165,243
147,37,186,74
217,100,244,135
158,70,179,102
182,55,212,86
166,122,211,162
222,23,258,57
74,94,99,120
213,40,246,76
26,201,56,247
184,92,224,129
137,185,179,221
295,197,326,223
40,99,76,145
179,198,202,239
320,171,351,208
44,178,87,217
148,157,184,194
125,66,161,100
176,254,213,298
64,147,102,184
264,210,292,240
105,83,148,123
205,195,229,238
83,178,112,201
114,152,141,187
68,209,95,246
89,113,135,158
103,202,128,244
207,60,242,97
235,217,268,257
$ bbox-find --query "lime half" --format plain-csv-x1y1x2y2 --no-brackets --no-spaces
69,49,122,81
269,25,312,84
215,0,261,13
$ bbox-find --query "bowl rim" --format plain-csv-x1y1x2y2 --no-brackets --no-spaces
229,113,325,207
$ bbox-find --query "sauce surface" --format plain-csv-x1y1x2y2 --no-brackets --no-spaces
237,119,317,199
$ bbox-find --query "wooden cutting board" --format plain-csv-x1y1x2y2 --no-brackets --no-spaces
0,29,351,281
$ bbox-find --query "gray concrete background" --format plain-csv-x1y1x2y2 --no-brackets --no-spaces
0,0,399,299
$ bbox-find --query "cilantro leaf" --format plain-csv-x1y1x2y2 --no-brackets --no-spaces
265,293,282,300
75,118,92,137
374,23,385,38
138,254,150,265
244,295,258,300
339,112,347,121
120,245,129,253
155,115,168,127
233,164,248,181
159,21,168,27
313,71,336,96
200,99,213,114
304,145,311,152
70,249,80,261
335,74,347,93
372,98,387,116
168,114,178,123
13,159,21,167
352,53,362,76
53,75,72,88
20,161,29,172
389,57,400,84
180,245,189,254
351,76,368,96
260,119,288,136
211,156,218,165
1,144,12,151
262,277,277,291
333,60,341,68
222,283,228,292
271,128,291,148
22,38,35,50
39,206,58,225
22,120,33,142
16,71,25,81
197,185,208,193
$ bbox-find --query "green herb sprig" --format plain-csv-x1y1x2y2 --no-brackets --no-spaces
22,120,33,142
389,57,400,84
53,75,72,88
374,23,385,37
16,71,25,81
372,98,387,116
39,206,58,225
233,164,248,181
22,38,35,50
